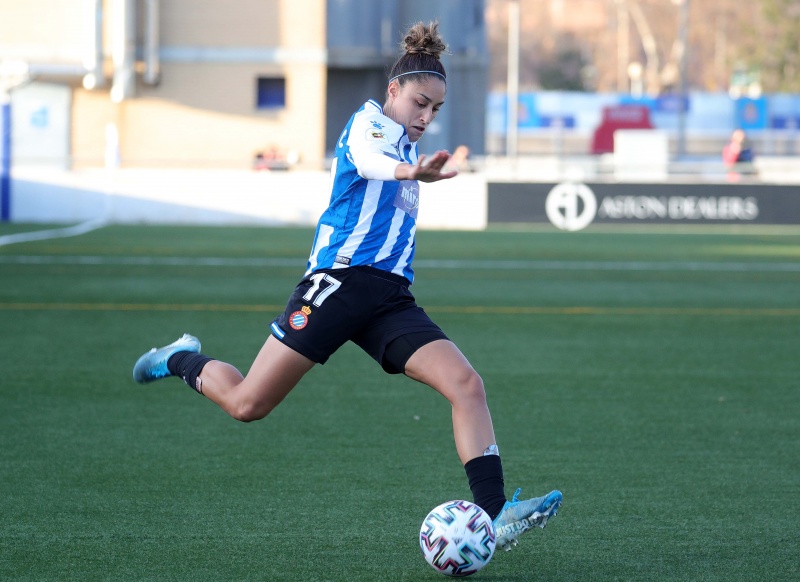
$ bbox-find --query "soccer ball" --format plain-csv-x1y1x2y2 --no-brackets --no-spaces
419,500,496,577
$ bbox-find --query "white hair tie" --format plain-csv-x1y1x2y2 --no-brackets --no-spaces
389,70,446,83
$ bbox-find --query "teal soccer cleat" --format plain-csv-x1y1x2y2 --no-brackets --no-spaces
133,334,201,383
492,488,563,551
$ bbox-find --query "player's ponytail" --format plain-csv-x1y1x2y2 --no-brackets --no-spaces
388,21,447,86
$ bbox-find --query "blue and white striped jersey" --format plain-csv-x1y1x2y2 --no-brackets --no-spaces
305,100,421,283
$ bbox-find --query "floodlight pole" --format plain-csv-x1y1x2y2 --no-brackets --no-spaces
506,0,520,158
615,0,630,93
676,0,690,158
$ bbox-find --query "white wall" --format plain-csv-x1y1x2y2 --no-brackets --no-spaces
10,168,489,230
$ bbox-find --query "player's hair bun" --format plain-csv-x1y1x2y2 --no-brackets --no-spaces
402,21,447,60
387,21,448,85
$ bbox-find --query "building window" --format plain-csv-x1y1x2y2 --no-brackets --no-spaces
256,77,286,109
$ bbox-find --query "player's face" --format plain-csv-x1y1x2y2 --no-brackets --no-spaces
386,77,446,142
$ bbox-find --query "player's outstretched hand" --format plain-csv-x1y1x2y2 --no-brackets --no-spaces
399,150,458,183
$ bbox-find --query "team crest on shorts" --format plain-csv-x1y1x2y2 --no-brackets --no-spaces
290,306,312,330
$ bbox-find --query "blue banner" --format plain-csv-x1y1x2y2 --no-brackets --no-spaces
735,98,768,130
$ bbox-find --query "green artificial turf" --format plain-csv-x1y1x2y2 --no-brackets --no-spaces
1,224,798,580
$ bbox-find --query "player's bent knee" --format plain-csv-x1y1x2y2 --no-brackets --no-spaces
466,371,487,402
452,368,487,407
230,400,273,423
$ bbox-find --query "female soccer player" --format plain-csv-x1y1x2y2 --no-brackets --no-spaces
133,21,561,551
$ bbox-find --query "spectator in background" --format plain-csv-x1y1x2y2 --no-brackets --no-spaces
252,151,269,171
253,145,288,171
722,129,755,182
444,144,473,173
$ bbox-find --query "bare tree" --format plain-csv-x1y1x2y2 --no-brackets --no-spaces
742,0,800,92
486,0,797,94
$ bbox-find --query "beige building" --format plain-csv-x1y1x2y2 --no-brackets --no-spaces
1,0,487,170
1,0,326,169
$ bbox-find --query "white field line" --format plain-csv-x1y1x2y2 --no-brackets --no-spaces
0,219,108,247
0,255,798,272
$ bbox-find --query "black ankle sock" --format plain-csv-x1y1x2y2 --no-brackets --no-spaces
167,351,213,393
464,454,507,520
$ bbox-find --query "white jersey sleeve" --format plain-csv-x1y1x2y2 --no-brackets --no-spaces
347,104,406,181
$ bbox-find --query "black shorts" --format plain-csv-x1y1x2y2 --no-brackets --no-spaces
270,266,448,373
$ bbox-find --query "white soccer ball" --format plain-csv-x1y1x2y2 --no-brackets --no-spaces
419,500,496,577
